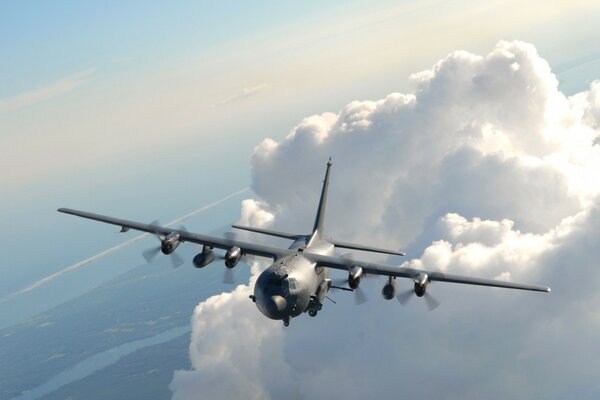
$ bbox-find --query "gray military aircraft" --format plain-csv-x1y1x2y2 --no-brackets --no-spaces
59,159,550,326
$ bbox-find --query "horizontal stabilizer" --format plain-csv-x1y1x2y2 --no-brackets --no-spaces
328,238,405,257
232,225,305,240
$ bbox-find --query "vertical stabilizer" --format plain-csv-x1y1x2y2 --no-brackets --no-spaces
312,158,333,239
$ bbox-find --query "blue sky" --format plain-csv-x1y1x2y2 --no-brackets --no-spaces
0,1,347,95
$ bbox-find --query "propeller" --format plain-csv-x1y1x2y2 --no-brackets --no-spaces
220,232,239,284
216,231,254,284
423,292,441,311
396,288,414,305
224,231,257,264
142,220,185,269
353,286,368,305
330,277,369,305
341,252,370,305
396,287,440,311
222,268,236,284
142,246,161,263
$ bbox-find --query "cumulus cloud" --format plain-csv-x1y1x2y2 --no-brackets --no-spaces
171,41,600,399
170,211,295,400
170,265,296,400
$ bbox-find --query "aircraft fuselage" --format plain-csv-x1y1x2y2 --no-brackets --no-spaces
253,238,333,325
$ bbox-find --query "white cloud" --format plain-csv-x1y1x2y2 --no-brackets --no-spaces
169,262,298,400
0,69,95,113
238,199,275,227
171,41,600,399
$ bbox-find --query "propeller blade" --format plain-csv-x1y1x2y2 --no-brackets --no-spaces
397,289,414,305
222,232,258,265
329,278,367,304
354,286,368,305
223,268,235,284
143,219,164,263
143,246,161,263
169,252,185,269
177,224,188,233
424,292,441,311
148,220,162,238
331,278,348,287
212,251,237,284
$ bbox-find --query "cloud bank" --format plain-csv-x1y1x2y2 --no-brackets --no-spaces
171,41,600,399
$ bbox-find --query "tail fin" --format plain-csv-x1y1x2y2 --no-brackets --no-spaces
312,158,333,239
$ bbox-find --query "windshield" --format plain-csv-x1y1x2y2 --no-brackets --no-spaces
260,274,292,296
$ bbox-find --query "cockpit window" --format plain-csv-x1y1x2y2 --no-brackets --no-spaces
267,278,282,287
288,277,297,290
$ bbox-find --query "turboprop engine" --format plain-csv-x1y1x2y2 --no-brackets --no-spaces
414,273,429,297
160,233,181,254
348,266,364,289
224,246,242,268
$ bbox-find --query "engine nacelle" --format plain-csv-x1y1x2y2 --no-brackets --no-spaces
348,266,364,289
193,245,215,268
414,273,429,297
161,233,181,255
381,280,398,300
224,246,242,268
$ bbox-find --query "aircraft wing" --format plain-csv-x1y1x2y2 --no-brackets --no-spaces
306,253,551,293
58,208,292,260
327,238,406,256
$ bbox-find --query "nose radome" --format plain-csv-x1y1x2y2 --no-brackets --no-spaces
265,295,288,318
272,295,287,311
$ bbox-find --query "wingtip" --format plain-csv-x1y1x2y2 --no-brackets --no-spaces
546,287,551,293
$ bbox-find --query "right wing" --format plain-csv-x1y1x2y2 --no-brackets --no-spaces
306,252,550,293
58,208,293,260
231,224,305,240
327,237,406,256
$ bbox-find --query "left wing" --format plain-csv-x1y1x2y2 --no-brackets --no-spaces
306,252,551,293
58,208,292,260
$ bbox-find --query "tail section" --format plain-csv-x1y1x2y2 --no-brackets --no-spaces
232,158,405,257
312,158,333,239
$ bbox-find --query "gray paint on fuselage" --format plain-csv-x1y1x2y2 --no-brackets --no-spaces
253,238,334,321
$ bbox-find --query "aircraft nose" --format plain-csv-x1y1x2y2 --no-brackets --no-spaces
264,295,288,319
